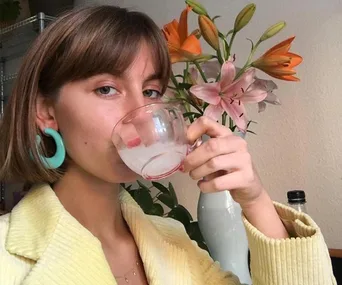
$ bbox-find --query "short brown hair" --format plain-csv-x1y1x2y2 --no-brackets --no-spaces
0,5,171,183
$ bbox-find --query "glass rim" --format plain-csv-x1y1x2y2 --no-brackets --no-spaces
112,101,181,131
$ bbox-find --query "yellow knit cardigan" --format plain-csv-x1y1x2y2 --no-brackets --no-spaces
0,183,337,285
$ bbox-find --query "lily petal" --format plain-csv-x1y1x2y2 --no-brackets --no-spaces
222,68,255,96
189,67,200,84
163,20,180,47
221,99,247,131
181,34,202,55
264,92,281,105
239,88,267,103
287,52,303,68
179,6,192,44
258,101,267,113
264,36,295,56
204,104,224,121
253,77,278,91
201,60,221,80
190,82,221,105
219,61,236,91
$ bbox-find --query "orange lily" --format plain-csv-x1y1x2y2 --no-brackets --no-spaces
252,36,303,81
162,6,202,63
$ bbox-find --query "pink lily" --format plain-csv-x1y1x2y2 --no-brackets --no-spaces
252,77,281,113
189,61,267,131
190,59,280,113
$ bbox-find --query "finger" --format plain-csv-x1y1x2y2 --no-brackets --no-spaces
189,152,250,180
183,136,247,172
197,171,250,193
187,116,232,143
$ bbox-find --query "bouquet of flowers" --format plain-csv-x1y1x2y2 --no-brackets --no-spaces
124,1,303,252
161,0,303,133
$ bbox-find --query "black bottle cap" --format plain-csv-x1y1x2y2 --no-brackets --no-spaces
287,190,306,203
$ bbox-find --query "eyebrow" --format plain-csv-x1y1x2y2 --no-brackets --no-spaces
144,72,162,82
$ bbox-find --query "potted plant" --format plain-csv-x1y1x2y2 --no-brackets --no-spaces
0,0,21,28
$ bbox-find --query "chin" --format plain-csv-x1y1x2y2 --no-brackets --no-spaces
114,165,140,183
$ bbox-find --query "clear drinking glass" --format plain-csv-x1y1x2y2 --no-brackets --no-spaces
112,102,190,181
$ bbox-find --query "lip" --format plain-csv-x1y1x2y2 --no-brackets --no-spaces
126,137,142,148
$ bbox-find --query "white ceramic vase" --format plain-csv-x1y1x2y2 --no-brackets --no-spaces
197,133,252,285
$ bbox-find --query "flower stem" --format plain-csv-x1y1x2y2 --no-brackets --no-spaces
185,62,190,83
222,112,227,126
194,61,208,83
235,39,262,79
216,49,224,65
177,97,204,115
227,31,236,58
171,70,179,87
229,117,234,130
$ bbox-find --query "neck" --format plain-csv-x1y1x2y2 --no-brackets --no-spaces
53,165,130,244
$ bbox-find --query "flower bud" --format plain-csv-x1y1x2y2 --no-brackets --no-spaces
198,15,219,50
234,3,256,32
260,21,286,42
185,0,208,16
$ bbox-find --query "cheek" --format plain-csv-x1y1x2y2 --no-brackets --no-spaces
55,99,123,154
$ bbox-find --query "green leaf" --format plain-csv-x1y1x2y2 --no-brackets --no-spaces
211,15,221,22
168,182,178,206
222,38,229,61
157,193,175,209
185,222,209,252
226,29,234,37
152,182,169,194
183,112,202,119
178,83,193,90
148,203,164,216
218,31,225,39
131,189,153,213
246,38,254,53
120,183,132,191
174,75,184,79
246,130,257,135
137,180,151,192
167,205,192,227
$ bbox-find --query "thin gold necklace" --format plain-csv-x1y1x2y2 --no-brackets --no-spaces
114,260,140,283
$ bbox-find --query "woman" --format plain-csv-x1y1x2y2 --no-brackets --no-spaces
0,5,336,285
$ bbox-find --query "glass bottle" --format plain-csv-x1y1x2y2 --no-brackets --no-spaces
287,190,308,213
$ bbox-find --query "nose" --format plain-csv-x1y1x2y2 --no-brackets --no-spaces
114,91,158,148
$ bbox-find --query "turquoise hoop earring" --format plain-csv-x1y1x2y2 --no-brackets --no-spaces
35,128,66,169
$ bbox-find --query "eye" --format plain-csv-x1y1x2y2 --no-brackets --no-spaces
143,89,162,99
95,86,118,97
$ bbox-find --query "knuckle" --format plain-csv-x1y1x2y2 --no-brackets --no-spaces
189,170,197,180
212,179,223,191
205,138,219,153
198,116,210,126
208,156,220,170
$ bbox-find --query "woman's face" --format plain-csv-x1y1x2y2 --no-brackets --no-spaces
48,43,164,183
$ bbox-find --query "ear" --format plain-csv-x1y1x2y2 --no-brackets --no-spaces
36,94,58,132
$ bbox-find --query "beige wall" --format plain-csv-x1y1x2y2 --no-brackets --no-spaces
75,0,342,248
